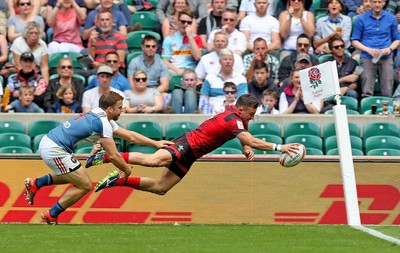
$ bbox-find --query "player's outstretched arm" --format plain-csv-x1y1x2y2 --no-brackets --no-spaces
114,127,173,148
237,132,299,154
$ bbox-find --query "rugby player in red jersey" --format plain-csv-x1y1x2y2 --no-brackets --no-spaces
87,93,299,195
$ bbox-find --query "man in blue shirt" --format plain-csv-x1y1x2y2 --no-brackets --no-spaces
351,0,400,97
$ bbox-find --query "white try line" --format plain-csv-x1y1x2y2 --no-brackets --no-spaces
351,225,400,245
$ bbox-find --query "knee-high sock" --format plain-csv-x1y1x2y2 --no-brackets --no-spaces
115,177,141,189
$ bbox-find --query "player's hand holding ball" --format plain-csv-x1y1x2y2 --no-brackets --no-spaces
279,143,306,167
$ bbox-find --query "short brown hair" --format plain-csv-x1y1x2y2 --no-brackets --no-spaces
99,91,124,110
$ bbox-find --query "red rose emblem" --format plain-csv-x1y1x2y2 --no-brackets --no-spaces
308,68,321,82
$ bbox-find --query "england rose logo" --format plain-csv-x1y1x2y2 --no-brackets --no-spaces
308,67,322,89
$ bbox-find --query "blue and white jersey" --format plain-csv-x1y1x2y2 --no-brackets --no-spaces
47,108,119,153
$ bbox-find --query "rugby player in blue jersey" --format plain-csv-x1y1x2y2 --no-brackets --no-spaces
24,76,172,225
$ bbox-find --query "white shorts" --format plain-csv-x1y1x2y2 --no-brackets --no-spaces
39,135,81,175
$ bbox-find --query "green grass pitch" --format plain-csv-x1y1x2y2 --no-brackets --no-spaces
0,224,398,253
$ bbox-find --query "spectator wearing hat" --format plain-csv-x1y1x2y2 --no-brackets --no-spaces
313,0,352,55
6,52,47,109
278,33,318,84
81,65,126,113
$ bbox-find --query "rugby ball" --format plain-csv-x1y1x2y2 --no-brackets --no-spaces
279,143,306,167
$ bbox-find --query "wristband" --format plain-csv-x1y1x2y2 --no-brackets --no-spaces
272,143,277,151
276,144,282,152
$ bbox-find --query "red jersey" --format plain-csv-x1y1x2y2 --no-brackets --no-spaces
186,107,248,158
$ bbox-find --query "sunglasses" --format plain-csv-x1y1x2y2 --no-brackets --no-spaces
223,90,237,95
106,60,118,63
61,65,72,70
297,43,310,48
333,44,345,49
144,45,156,48
134,77,147,82
19,2,31,6
180,20,193,25
223,18,235,22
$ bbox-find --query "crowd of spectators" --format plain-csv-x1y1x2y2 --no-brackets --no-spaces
0,0,399,115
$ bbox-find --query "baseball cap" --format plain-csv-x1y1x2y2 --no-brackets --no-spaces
21,52,34,61
296,53,311,63
97,65,113,75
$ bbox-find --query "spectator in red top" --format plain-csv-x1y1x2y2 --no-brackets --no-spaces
86,94,299,196
46,0,87,54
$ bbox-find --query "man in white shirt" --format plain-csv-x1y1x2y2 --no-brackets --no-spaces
82,66,126,113
239,0,280,53
196,31,244,84
207,9,247,56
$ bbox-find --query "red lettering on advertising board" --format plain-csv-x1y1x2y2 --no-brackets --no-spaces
0,182,10,206
319,184,399,224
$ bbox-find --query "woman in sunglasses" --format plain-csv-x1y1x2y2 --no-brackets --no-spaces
124,70,163,113
43,57,85,112
7,0,45,43
161,0,197,38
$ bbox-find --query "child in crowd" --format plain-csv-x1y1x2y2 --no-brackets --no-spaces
213,82,238,114
48,84,82,113
1,86,41,112
257,90,280,114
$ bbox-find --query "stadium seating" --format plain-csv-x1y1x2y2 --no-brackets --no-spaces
312,0,327,15
306,148,324,155
0,133,31,149
165,121,199,141
75,145,93,154
126,121,163,140
340,96,359,111
324,109,359,115
128,144,158,154
220,138,242,150
32,134,46,153
27,120,61,138
364,136,400,153
325,148,364,156
252,134,282,154
318,54,332,64
285,135,323,150
360,96,393,114
0,120,25,134
209,147,242,155
131,11,159,30
284,122,321,138
366,148,400,156
0,146,33,154
248,122,281,137
362,122,399,141
323,122,360,139
324,135,363,152
168,74,183,92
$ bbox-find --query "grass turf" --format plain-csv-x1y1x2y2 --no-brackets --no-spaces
0,224,398,253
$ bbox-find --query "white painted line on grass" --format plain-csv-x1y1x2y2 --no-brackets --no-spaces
351,225,400,245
